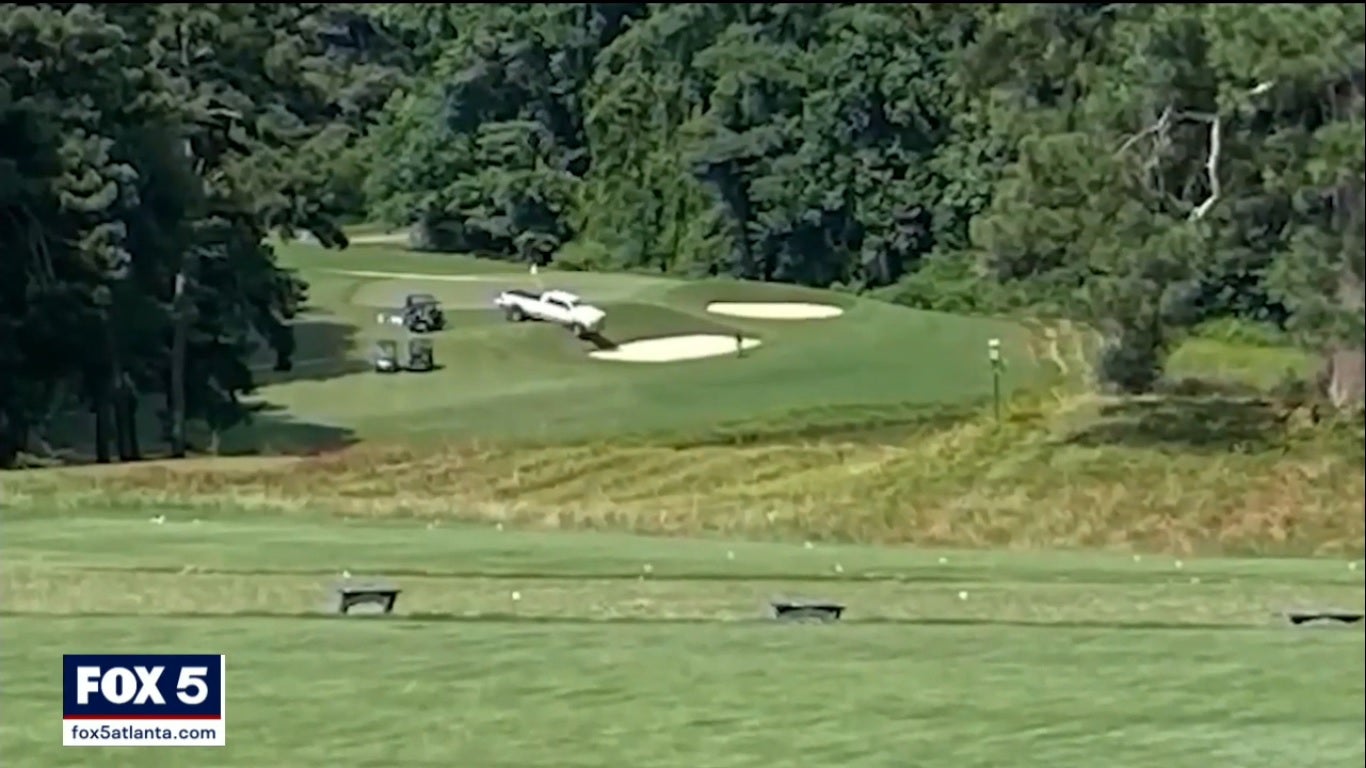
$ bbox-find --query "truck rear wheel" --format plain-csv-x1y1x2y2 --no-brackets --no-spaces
570,323,585,338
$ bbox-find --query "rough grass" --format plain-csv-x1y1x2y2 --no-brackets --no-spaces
13,391,1363,556
1167,337,1318,390
1,515,1361,767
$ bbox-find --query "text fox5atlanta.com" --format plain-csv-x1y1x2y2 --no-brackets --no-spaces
62,654,226,747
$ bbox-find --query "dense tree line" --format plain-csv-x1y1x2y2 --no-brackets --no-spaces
364,3,1363,396
2,4,1361,467
0,3,401,467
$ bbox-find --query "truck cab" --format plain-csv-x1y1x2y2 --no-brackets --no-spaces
540,290,583,313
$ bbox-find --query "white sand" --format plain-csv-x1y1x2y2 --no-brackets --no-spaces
589,334,761,363
705,302,844,320
347,232,409,245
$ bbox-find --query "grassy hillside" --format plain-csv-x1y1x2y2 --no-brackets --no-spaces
9,239,1362,557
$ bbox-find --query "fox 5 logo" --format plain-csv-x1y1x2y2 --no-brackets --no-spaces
63,655,225,720
75,664,210,707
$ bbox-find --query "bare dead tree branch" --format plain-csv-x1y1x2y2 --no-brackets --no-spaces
1180,110,1223,220
1188,114,1221,221
1115,81,1273,221
1114,105,1173,156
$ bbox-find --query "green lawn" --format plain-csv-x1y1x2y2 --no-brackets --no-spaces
1,509,1361,767
228,240,1051,448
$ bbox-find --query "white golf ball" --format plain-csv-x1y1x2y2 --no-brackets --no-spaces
642,563,653,574
726,550,735,560
511,591,521,601
957,590,969,601
938,557,948,565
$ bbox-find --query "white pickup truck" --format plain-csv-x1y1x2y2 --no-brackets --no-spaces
493,288,607,337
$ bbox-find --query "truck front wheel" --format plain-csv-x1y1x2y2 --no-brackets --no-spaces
570,323,586,338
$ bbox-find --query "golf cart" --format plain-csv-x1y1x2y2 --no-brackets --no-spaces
403,293,445,333
374,294,445,334
372,338,436,374
406,338,435,372
373,340,401,373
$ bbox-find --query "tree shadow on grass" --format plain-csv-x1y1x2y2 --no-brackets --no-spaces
28,401,358,467
251,317,372,385
25,317,367,468
210,402,358,457
1063,396,1286,454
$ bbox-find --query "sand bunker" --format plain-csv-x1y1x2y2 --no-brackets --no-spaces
347,232,409,245
589,334,761,363
705,302,844,320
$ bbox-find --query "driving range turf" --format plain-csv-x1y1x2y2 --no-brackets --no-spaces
2,238,1362,766
2,509,1363,768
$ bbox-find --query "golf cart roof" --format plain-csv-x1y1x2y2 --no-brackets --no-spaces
406,293,438,304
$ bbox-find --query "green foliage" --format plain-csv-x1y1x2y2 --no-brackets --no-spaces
5,3,1364,466
1192,318,1293,349
0,4,389,467
362,3,1363,396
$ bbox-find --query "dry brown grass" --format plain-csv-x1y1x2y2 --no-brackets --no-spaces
14,389,1362,558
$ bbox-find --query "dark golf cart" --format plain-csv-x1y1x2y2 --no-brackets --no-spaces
406,338,435,372
403,293,445,333
372,338,436,374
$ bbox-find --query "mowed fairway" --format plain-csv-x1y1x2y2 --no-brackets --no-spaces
1,509,1362,768
234,240,1049,448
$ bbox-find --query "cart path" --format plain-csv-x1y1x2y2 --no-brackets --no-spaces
326,269,499,282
